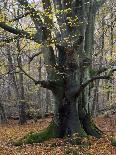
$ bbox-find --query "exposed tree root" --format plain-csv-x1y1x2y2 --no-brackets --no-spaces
82,114,102,138
14,122,59,146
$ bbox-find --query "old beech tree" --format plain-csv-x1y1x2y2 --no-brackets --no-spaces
0,0,113,139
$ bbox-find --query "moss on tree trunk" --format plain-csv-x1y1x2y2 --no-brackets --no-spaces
81,114,102,138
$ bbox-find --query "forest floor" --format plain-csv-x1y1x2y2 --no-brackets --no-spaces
0,115,116,155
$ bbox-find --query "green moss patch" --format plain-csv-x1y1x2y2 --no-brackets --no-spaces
14,122,59,146
111,139,116,147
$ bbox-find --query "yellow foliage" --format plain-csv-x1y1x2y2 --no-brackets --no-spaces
0,12,5,22
106,54,116,62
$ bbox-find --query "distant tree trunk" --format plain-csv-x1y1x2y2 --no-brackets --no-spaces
108,11,114,103
45,90,51,114
18,56,27,124
91,80,99,116
7,46,20,118
92,14,105,115
0,99,7,124
37,57,43,117
17,41,27,124
7,43,27,124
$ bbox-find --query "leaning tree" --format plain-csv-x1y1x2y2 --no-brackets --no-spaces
0,0,115,140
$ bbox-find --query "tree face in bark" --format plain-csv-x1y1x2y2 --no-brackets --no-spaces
0,0,110,140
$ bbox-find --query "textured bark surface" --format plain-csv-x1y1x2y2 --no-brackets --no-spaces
52,86,101,138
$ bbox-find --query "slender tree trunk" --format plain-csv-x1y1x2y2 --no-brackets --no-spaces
18,56,27,124
17,40,27,124
91,80,99,116
45,90,51,114
0,99,7,124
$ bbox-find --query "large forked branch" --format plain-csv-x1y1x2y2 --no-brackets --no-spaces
0,22,30,37
73,68,116,97
75,76,110,96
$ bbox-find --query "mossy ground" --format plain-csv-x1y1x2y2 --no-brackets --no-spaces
14,122,59,146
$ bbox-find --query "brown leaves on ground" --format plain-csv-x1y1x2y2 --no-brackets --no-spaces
0,115,116,155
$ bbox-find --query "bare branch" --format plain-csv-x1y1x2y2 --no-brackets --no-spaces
0,22,32,39
74,76,110,97
94,61,116,75
17,56,57,90
74,68,116,97
28,51,42,63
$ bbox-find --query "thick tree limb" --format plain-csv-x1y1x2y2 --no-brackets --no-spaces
75,75,110,97
94,61,116,75
0,22,42,43
67,75,110,98
74,67,116,97
0,22,32,39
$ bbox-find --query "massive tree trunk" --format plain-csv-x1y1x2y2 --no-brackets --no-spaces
48,79,102,138
53,92,86,137
36,0,105,139
47,0,101,138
